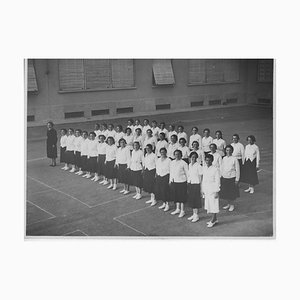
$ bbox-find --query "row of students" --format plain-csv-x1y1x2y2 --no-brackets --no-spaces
59,127,260,227
92,119,228,154
60,127,260,191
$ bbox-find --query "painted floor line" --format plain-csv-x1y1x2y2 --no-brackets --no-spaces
27,157,47,162
114,205,152,219
27,216,56,226
27,176,92,208
63,229,88,236
28,189,53,196
113,218,146,236
27,200,56,218
89,194,133,208
241,210,272,217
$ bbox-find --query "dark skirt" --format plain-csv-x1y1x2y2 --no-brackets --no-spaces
65,150,75,164
238,159,243,171
187,183,202,208
47,141,57,159
105,160,117,179
130,170,143,188
118,164,130,184
143,168,156,193
87,156,97,173
241,158,259,186
81,155,88,171
74,151,81,168
220,177,240,201
97,154,106,176
60,146,66,163
170,182,188,203
155,174,170,203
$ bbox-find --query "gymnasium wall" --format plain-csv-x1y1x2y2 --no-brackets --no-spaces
27,59,273,126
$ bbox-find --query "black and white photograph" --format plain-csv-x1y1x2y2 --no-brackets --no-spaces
26,58,274,237
3,1,300,300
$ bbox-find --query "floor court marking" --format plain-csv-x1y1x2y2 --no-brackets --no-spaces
27,176,92,208
113,218,147,236
113,206,152,236
27,157,47,162
28,189,53,196
27,200,56,218
27,216,56,226
89,193,134,208
63,229,88,236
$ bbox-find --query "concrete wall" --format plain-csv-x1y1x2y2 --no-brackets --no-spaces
27,59,273,125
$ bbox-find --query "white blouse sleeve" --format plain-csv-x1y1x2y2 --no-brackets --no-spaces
256,145,260,168
235,157,240,181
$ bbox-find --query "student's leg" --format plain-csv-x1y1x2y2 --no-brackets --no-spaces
133,186,138,198
191,208,199,222
171,202,180,215
150,193,157,206
112,178,117,190
178,203,185,217
136,187,142,199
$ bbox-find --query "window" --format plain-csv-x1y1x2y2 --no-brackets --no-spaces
156,104,171,110
116,107,133,114
64,111,84,119
91,109,110,116
188,59,240,84
190,101,204,107
27,115,35,122
27,59,38,92
257,59,273,82
58,59,135,91
152,59,175,85
209,99,222,106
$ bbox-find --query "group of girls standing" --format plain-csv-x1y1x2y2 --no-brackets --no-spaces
46,117,260,228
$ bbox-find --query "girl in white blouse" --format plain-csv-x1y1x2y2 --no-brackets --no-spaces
85,132,98,179
169,150,189,218
151,120,160,140
142,129,157,154
60,128,68,170
142,119,151,138
97,135,108,184
124,127,134,151
94,123,101,138
116,138,131,195
231,133,245,170
73,129,83,173
202,154,221,228
213,130,226,157
133,119,143,137
177,125,188,143
190,141,205,166
156,147,171,211
167,134,179,160
167,125,177,143
242,135,260,194
126,119,135,135
189,126,202,150
187,152,203,223
158,122,168,140
209,143,222,172
143,144,157,206
130,141,144,200
133,128,143,149
202,128,214,155
105,137,118,190
178,137,190,164
114,125,125,147
220,145,240,212
99,123,108,139
65,128,76,171
106,124,116,140
155,132,168,157
79,131,89,176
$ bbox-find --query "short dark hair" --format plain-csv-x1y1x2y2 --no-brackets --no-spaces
160,147,167,153
189,151,199,159
225,144,234,153
233,133,240,140
171,134,178,142
119,138,126,145
247,135,256,142
89,131,96,136
146,144,153,150
107,136,115,143
215,130,223,137
203,128,210,133
174,149,183,157
179,137,186,144
205,153,214,162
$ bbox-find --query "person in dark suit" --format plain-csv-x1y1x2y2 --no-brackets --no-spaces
46,121,57,167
